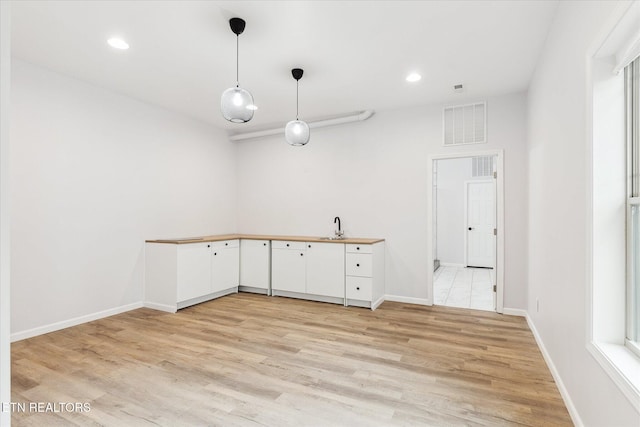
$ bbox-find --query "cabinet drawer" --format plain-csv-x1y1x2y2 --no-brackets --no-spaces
346,253,373,277
211,239,239,249
272,240,306,250
346,244,372,254
346,276,372,300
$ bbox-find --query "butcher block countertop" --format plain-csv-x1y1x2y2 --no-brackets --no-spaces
146,233,384,245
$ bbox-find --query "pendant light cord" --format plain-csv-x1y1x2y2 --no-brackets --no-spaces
296,80,299,120
236,35,239,87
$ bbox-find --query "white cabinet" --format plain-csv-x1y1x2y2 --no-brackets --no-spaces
271,241,306,293
306,242,345,298
145,239,239,312
345,242,385,309
177,242,212,302
240,239,270,294
272,241,345,303
211,240,239,293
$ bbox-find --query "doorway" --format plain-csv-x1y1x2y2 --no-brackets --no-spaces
428,150,504,313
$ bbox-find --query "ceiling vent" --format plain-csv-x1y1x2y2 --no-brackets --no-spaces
443,101,486,146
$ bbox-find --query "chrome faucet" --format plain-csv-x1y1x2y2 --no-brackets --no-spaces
334,217,343,238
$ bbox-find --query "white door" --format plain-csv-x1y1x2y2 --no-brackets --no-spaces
177,243,212,302
271,247,306,293
239,240,270,291
466,180,495,268
212,242,240,293
306,242,345,298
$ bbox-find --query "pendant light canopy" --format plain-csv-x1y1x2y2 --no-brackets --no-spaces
221,18,255,123
285,68,310,146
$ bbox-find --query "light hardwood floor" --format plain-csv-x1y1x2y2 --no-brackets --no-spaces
12,293,572,426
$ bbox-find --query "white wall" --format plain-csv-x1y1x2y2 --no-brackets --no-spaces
10,60,237,336
1,1,11,425
527,0,639,425
237,92,528,308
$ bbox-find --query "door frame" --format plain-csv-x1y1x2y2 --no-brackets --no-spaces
427,149,504,313
464,179,495,268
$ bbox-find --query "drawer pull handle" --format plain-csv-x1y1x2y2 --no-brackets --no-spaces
308,244,311,248
263,243,266,246
214,252,217,256
207,245,210,248
356,287,360,290
300,253,304,256
357,247,360,250
286,244,290,247
225,242,228,246
356,263,360,267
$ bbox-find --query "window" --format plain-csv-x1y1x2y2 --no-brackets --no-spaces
626,57,640,356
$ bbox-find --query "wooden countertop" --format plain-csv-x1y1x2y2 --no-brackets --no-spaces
146,233,384,245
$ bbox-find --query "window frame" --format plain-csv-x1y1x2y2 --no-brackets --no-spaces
626,57,640,357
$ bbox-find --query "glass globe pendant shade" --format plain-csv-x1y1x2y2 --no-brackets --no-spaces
285,119,310,146
221,86,254,123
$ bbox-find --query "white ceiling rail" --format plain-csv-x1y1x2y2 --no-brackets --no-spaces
229,110,375,142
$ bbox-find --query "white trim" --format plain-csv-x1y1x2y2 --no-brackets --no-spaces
10,302,144,342
502,308,527,317
0,2,10,425
526,313,584,427
371,295,385,310
588,342,640,412
384,294,431,306
428,149,504,314
144,301,177,313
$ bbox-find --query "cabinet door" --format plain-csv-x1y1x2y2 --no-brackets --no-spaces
272,248,306,293
177,243,212,302
212,245,240,293
240,240,270,290
306,242,345,298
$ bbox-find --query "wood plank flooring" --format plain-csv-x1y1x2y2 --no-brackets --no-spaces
11,293,572,426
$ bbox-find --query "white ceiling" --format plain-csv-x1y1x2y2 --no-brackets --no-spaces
11,0,559,134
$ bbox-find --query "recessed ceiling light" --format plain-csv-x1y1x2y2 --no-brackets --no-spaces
246,104,258,111
406,73,422,83
107,38,129,50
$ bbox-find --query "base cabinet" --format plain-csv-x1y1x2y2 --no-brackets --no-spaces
271,241,306,293
145,239,239,312
177,242,213,302
146,236,384,312
272,241,345,303
305,242,345,298
240,240,271,294
345,242,385,309
211,240,239,293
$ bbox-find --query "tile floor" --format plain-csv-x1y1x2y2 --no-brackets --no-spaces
434,266,495,311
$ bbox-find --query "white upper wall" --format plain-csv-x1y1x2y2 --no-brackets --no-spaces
10,60,237,335
236,92,528,308
527,0,639,424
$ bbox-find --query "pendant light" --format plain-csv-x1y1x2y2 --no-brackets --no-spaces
221,18,254,123
285,68,310,146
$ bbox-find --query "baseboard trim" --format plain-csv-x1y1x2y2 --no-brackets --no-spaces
384,295,431,306
371,295,385,310
144,302,177,313
11,301,144,342
502,307,527,317
525,313,584,427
